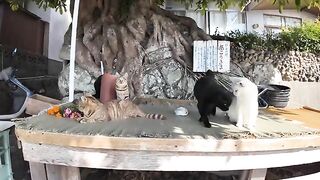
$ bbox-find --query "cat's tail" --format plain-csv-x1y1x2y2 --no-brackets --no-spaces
145,114,166,120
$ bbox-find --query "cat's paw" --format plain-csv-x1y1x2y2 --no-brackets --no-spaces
79,120,88,124
236,125,247,131
246,125,256,131
77,117,89,123
204,122,212,128
236,122,243,128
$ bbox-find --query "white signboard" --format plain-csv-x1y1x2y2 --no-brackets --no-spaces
206,40,217,71
193,41,205,72
217,41,230,73
193,40,230,73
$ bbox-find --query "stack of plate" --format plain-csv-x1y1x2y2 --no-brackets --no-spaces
259,84,291,108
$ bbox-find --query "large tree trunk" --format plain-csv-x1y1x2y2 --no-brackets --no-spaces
73,0,212,97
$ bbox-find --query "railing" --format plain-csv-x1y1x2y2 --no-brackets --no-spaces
0,44,49,78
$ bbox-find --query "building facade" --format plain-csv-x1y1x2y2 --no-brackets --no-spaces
0,0,70,61
164,0,318,35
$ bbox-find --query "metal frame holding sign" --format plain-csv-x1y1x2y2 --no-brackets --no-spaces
68,0,81,102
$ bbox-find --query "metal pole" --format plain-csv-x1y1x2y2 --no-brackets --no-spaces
68,0,80,102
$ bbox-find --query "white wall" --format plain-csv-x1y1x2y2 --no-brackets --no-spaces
25,1,51,22
47,9,71,61
246,10,317,34
26,1,71,61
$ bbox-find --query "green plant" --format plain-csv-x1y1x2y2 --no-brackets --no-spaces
279,21,320,53
228,21,320,54
5,0,320,13
228,31,266,51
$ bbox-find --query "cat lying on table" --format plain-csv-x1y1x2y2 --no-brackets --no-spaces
77,71,165,123
74,95,166,123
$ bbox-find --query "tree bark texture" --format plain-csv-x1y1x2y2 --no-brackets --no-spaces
75,0,212,97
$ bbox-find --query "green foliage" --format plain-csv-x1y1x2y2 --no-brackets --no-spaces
7,0,23,11
163,0,254,13
228,31,265,50
6,0,67,14
279,21,320,53
6,0,320,14
228,21,320,54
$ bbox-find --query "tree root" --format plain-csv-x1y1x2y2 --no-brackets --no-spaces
75,0,213,96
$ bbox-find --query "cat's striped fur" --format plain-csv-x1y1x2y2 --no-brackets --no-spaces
75,95,166,123
115,72,129,100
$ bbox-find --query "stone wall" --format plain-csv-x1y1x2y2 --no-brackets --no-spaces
58,44,320,99
1,46,62,99
142,46,195,100
231,46,320,84
1,47,48,77
58,65,96,97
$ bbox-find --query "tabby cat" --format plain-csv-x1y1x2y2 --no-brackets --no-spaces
92,72,130,100
74,95,166,123
115,72,130,100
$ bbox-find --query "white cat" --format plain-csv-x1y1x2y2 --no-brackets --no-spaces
227,77,258,130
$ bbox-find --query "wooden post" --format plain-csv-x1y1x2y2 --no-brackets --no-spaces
29,162,47,180
46,164,81,180
248,169,267,180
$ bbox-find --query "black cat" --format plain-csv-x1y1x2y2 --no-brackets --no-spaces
93,75,102,99
194,70,234,128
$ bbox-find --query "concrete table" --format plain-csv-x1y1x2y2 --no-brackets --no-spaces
14,99,320,180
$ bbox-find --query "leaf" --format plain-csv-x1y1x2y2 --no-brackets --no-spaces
10,4,19,11
295,0,301,10
272,0,277,5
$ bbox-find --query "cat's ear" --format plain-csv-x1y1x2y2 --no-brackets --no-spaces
83,92,92,97
81,96,87,102
115,72,120,77
123,72,128,78
233,89,239,96
206,70,215,76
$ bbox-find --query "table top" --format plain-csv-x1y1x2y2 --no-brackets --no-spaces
15,99,320,171
14,98,320,153
0,121,14,132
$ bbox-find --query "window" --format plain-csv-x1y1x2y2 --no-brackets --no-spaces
164,0,246,35
208,11,246,35
171,11,186,17
166,9,246,35
264,14,302,33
